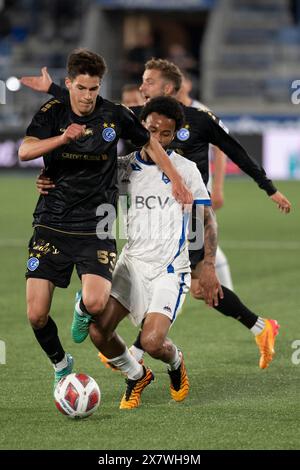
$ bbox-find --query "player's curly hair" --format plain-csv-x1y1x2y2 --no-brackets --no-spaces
140,96,184,131
67,48,107,79
144,58,183,93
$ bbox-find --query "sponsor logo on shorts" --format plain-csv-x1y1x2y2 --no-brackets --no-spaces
163,304,172,314
27,257,40,271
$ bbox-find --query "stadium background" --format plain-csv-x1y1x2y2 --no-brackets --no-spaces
0,0,299,451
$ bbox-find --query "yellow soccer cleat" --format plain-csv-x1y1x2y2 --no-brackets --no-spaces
119,367,154,410
255,319,280,369
168,352,189,402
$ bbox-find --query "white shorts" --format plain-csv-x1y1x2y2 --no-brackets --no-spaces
111,253,191,326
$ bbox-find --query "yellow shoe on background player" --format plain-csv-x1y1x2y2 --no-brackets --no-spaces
255,318,280,369
168,351,189,402
119,367,154,410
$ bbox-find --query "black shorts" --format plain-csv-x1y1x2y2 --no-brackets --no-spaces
25,226,117,288
188,246,205,270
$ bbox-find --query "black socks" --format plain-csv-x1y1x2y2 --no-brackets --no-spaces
214,286,258,329
33,316,65,364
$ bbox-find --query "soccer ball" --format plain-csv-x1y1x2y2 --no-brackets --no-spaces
54,373,101,419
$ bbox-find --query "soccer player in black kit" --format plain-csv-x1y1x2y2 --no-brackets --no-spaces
21,58,291,371
19,50,192,388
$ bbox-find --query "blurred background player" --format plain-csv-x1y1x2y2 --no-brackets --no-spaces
121,83,144,108
177,72,233,290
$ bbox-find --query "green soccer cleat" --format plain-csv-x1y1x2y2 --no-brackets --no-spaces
71,290,93,343
54,353,74,389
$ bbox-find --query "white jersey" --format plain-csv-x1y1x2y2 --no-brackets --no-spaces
118,150,210,276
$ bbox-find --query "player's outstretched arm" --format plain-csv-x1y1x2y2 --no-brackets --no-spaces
143,136,193,205
270,191,291,214
19,124,86,161
20,67,53,93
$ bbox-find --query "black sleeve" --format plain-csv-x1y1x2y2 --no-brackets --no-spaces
119,104,150,147
26,101,55,139
48,82,69,103
200,111,277,196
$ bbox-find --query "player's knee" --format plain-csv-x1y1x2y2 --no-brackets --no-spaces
141,333,163,358
27,301,49,328
82,295,107,316
27,309,48,329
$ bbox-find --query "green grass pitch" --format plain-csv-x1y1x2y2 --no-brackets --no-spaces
0,175,299,450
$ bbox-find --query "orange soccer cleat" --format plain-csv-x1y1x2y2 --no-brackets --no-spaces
255,319,280,369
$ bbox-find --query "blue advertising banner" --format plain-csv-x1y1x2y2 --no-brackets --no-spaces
97,0,215,10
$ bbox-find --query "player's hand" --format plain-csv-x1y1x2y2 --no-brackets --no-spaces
20,67,53,93
197,261,224,307
61,124,86,144
270,191,291,214
171,177,193,206
211,189,224,211
36,169,55,195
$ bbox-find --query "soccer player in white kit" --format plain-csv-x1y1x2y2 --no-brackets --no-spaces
88,96,221,409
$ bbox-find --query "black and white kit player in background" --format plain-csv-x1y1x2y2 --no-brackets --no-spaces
176,72,233,290
20,58,291,370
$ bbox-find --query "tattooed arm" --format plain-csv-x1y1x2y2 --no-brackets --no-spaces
194,206,224,307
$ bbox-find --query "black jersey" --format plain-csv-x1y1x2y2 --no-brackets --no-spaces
26,95,149,232
132,104,276,195
49,83,276,196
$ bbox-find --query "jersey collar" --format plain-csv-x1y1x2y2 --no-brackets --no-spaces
135,149,173,166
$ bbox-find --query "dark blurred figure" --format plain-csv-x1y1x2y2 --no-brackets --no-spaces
0,0,12,39
124,32,158,82
167,43,198,79
121,83,144,107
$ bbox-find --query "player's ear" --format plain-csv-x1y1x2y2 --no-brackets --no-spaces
65,77,72,90
164,81,174,95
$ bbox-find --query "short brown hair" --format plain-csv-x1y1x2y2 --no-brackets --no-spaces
67,48,107,80
144,58,183,92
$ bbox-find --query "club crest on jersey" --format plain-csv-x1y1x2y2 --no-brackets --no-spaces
177,127,190,141
102,123,116,142
27,257,39,271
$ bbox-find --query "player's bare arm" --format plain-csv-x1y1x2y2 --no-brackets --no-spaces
195,207,223,308
211,146,226,211
143,135,193,205
18,123,86,161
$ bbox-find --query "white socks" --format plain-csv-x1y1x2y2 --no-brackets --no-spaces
167,347,181,371
108,348,144,380
215,246,234,291
53,353,68,371
129,345,145,363
251,317,266,336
